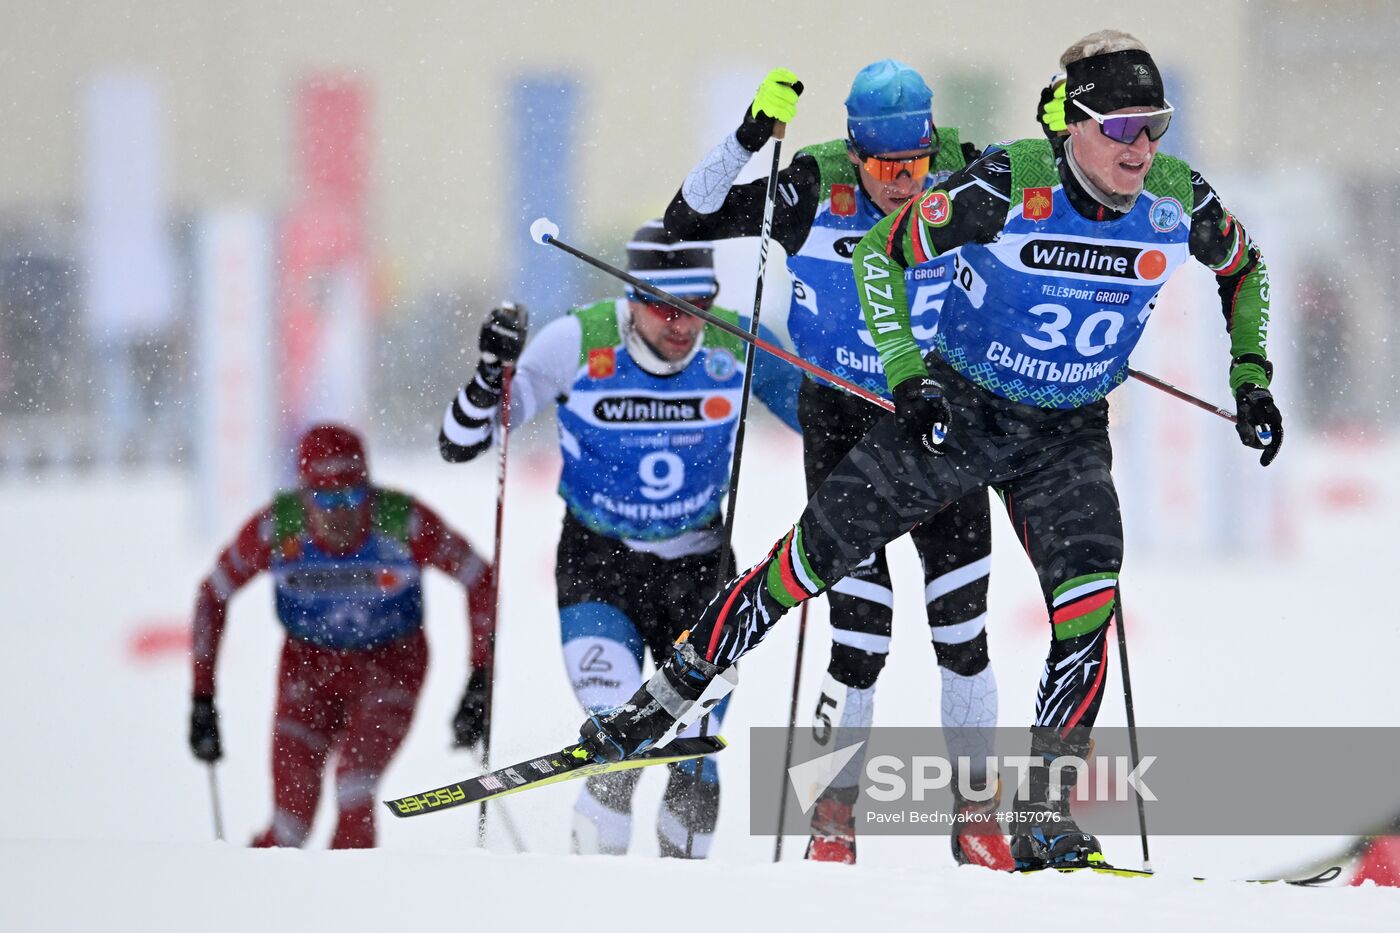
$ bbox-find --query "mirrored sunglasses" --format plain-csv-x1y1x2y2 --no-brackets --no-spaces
1072,100,1174,144
859,151,932,184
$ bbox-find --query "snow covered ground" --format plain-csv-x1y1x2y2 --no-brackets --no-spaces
7,838,1399,933
3,423,1399,931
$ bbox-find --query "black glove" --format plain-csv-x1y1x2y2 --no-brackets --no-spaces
1234,384,1283,467
189,695,222,763
893,376,952,455
477,302,529,382
452,668,491,749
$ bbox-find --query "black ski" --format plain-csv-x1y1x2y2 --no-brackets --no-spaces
384,735,727,818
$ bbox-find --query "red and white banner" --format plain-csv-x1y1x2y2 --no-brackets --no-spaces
276,77,374,461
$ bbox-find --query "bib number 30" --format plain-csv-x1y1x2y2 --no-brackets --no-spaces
1022,304,1123,357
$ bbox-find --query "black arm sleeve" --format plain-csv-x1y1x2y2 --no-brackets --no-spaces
921,150,1015,256
664,154,823,257
1187,171,1272,385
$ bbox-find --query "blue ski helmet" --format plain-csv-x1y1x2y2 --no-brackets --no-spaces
845,59,934,156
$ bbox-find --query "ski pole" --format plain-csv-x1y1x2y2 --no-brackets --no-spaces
1113,585,1151,871
1127,368,1236,424
687,118,794,860
478,345,519,848
531,220,1234,433
772,600,810,862
529,218,894,414
206,762,225,842
715,119,787,617
464,749,528,853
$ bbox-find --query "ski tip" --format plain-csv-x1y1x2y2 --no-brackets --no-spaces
529,217,559,245
382,798,414,818
1283,865,1344,886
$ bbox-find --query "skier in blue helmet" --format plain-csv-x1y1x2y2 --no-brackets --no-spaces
845,58,937,181
666,61,1012,869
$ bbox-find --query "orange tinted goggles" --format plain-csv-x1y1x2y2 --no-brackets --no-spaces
860,152,932,184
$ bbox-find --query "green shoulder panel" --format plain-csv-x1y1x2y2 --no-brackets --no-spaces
933,126,965,172
1006,138,1059,208
573,300,623,368
702,305,746,357
796,139,857,203
271,489,412,544
272,491,304,543
372,489,413,543
1143,154,1193,211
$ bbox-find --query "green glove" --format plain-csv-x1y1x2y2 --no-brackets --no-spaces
736,68,804,152
1038,74,1067,138
752,67,801,122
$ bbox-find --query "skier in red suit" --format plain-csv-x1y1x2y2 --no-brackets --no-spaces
188,423,495,848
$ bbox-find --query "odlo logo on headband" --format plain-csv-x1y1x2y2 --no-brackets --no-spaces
1020,239,1167,281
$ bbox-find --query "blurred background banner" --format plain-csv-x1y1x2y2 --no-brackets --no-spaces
81,74,175,339
276,76,373,468
507,75,582,326
195,209,273,540
81,73,177,464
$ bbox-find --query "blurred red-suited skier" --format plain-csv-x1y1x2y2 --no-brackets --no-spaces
187,423,495,848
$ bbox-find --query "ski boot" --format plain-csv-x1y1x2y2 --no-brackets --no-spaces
1350,836,1400,888
950,777,1014,871
1010,732,1103,871
1009,805,1103,870
805,784,859,864
579,639,722,763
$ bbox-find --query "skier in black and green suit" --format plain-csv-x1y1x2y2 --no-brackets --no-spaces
666,60,1009,868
